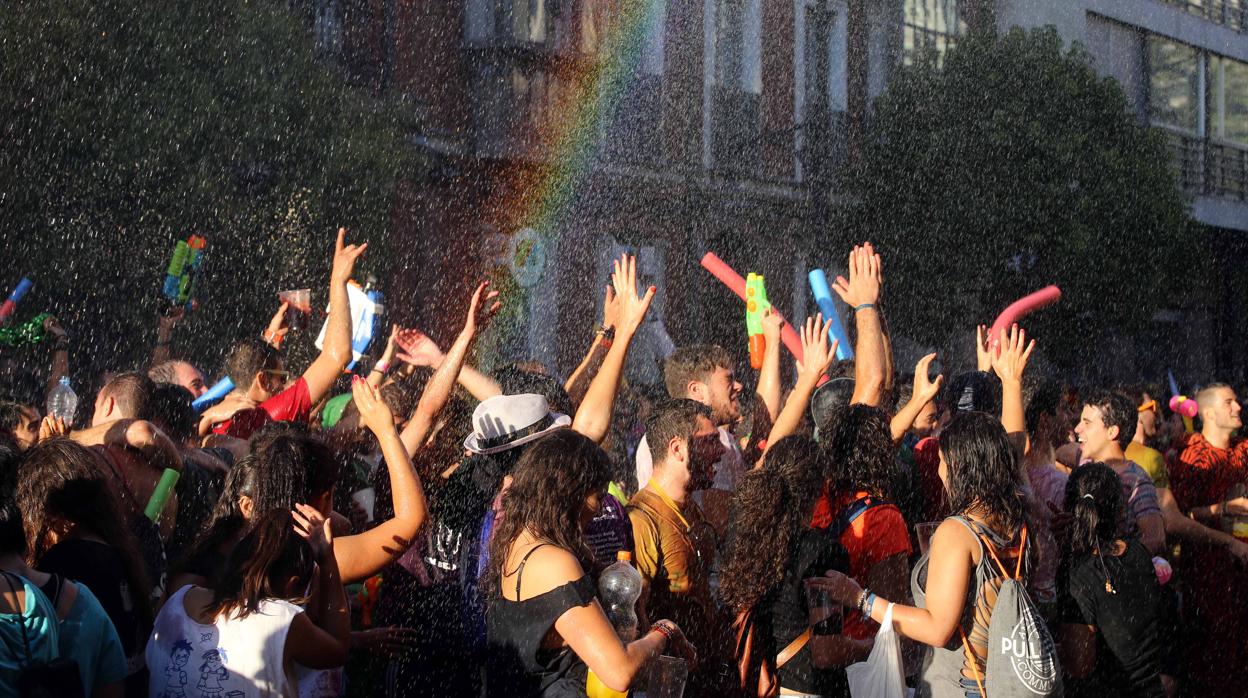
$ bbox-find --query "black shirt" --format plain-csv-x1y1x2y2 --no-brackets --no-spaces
756,527,851,695
1058,538,1164,697
486,568,596,698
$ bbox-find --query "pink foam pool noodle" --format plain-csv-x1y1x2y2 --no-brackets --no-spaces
988,286,1062,342
1153,556,1172,585
700,252,804,362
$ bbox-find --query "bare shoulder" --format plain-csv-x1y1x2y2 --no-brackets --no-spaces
504,544,587,601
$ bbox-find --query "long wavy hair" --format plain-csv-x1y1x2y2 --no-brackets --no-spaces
821,403,896,498
1063,462,1123,558
719,436,825,612
173,456,258,581
484,429,611,600
205,508,314,619
15,437,153,629
939,412,1028,535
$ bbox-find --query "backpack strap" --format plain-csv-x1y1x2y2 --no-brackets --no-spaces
0,572,34,669
959,627,987,698
775,626,813,669
828,494,887,540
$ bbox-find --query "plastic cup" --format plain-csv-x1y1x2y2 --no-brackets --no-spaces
278,288,312,329
645,655,688,698
804,578,843,635
352,488,376,523
916,522,941,556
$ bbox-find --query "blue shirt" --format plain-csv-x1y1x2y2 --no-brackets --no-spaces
0,573,59,692
59,582,127,693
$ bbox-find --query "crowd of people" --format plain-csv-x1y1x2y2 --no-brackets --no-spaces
0,231,1244,698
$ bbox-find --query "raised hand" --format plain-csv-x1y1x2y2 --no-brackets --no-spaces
263,302,291,348
610,254,655,335
912,353,944,404
351,375,395,435
796,314,839,385
831,242,882,309
601,284,620,330
990,324,1035,384
761,307,783,351
975,324,993,372
331,227,368,285
462,280,501,337
395,328,445,368
292,503,334,560
38,415,66,441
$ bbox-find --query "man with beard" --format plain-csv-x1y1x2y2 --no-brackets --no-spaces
634,346,744,536
628,398,727,695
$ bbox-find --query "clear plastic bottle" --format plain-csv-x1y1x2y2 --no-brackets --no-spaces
45,376,78,426
599,550,642,641
587,551,643,698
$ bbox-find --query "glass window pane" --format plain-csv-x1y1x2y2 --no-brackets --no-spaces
1213,55,1248,145
1148,37,1200,133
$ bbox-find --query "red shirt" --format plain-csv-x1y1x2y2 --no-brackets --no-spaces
1172,432,1248,509
832,490,912,640
212,377,313,440
913,436,949,523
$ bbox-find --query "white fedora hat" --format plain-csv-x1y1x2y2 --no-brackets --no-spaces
463,393,571,455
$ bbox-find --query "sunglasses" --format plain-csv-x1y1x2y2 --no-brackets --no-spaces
1137,399,1157,414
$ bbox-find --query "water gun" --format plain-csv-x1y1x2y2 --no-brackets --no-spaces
191,377,234,413
355,575,382,628
700,252,803,362
0,278,33,326
144,468,181,523
161,235,207,311
807,269,854,361
1167,370,1197,433
0,313,52,348
745,273,770,369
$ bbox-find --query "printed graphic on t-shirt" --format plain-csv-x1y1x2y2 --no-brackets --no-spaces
160,636,246,698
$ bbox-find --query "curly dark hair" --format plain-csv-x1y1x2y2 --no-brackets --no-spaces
248,429,340,512
719,436,824,612
939,412,1028,535
484,429,612,600
820,403,895,498
16,437,153,629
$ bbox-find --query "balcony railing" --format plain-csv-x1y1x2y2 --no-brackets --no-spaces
1160,126,1248,202
1159,0,1248,32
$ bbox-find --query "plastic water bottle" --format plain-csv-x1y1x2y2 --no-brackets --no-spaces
46,376,78,426
600,550,642,640
587,551,643,698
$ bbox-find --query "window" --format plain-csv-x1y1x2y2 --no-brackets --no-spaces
1211,55,1248,145
313,0,343,58
715,0,762,94
902,0,966,66
1148,36,1202,134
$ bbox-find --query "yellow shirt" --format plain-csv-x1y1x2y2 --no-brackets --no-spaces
1126,441,1170,490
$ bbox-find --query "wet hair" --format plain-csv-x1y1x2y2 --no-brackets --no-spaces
484,430,612,600
224,338,282,390
149,360,186,386
663,345,733,399
809,378,856,440
1064,462,1123,558
206,508,314,619
645,399,712,470
0,401,26,434
1023,379,1062,437
248,431,340,513
99,371,155,420
337,382,416,430
174,457,258,582
0,360,42,407
940,371,1001,419
0,441,18,499
149,384,197,443
1115,384,1151,410
16,438,153,628
1195,382,1233,412
719,436,825,612
1083,389,1136,449
821,403,895,498
939,412,1028,534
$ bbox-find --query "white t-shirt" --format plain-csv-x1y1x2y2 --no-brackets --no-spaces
634,426,745,493
147,585,302,698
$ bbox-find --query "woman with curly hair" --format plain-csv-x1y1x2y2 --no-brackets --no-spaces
818,402,912,644
720,436,863,696
484,429,695,697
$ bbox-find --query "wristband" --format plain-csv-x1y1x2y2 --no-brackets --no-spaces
856,587,872,614
155,339,171,347
853,303,876,313
374,360,391,374
595,325,616,340
650,621,675,646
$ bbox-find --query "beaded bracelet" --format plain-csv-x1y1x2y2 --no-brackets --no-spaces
650,621,675,646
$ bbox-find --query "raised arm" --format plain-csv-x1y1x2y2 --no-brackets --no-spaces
150,308,181,368
367,325,400,389
990,324,1034,436
44,316,69,397
571,254,654,444
832,244,885,406
761,314,837,463
396,329,502,402
890,353,943,443
564,285,620,408
334,377,427,583
302,228,367,405
399,283,499,456
755,308,784,422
